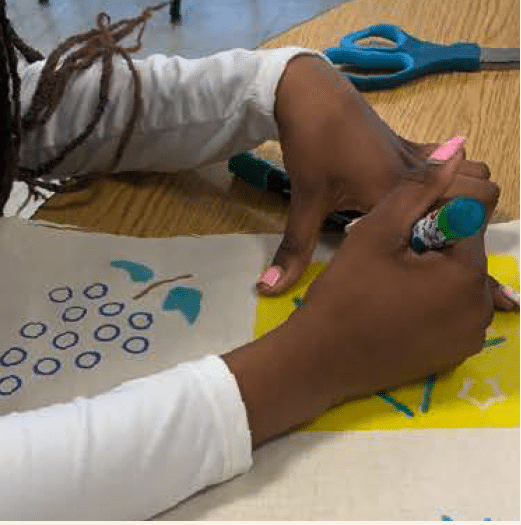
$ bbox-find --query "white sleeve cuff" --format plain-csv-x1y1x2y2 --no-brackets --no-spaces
185,354,253,482
248,47,333,139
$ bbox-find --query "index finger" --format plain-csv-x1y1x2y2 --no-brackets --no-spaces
352,143,465,253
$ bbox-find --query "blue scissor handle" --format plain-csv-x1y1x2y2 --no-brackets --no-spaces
324,24,481,91
339,24,408,49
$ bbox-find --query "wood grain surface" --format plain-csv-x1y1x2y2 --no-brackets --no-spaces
35,0,520,235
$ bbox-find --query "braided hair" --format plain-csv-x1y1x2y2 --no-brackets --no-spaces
0,1,167,214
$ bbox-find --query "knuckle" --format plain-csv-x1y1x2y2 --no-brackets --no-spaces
481,181,500,212
474,160,492,180
273,234,304,267
278,234,302,256
471,179,500,209
489,181,500,206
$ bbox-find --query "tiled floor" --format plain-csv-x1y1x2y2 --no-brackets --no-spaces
7,0,347,60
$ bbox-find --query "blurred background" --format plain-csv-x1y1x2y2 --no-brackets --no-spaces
7,0,348,59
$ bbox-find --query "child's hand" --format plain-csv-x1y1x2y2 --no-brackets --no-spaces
293,146,495,402
263,54,502,301
223,144,498,447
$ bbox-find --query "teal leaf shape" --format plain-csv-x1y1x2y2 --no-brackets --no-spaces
110,260,154,283
162,286,202,325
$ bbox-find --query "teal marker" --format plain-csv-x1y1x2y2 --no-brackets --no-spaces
411,197,486,252
228,152,363,229
228,152,291,197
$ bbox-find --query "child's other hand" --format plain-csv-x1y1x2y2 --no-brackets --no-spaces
224,144,498,446
264,54,502,302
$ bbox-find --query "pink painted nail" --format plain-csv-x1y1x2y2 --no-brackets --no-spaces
428,136,466,162
258,266,281,287
501,286,520,306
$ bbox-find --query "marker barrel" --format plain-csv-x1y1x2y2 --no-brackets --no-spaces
411,197,486,252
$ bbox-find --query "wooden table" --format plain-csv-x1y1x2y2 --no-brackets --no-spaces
35,0,520,235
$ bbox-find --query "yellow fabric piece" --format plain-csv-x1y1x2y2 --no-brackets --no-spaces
255,254,519,430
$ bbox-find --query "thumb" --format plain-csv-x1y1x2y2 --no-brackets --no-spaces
256,191,327,296
350,136,467,254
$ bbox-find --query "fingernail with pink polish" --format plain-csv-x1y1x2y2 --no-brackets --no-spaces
502,286,520,306
258,266,281,287
428,136,467,162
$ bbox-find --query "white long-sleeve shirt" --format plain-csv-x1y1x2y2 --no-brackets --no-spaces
19,47,313,175
0,47,326,519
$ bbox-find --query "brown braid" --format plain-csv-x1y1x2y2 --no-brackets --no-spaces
0,0,29,212
8,23,45,63
1,2,167,211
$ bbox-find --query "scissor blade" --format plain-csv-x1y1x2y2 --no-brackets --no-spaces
480,47,520,69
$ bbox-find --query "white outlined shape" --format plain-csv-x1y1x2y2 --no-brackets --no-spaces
457,377,507,409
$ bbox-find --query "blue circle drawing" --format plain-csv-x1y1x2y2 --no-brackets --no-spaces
94,324,120,342
20,322,47,339
33,357,61,376
48,286,73,303
83,283,109,300
99,302,125,317
122,336,149,354
62,306,88,323
52,331,79,350
75,351,102,370
128,312,153,330
0,347,28,367
0,375,22,395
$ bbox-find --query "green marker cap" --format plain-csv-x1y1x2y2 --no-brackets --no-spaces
228,152,269,189
436,197,486,240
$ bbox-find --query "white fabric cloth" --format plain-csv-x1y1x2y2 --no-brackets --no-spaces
6,47,328,217
1,47,327,518
0,354,251,520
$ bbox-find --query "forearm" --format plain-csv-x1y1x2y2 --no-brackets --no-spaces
0,313,330,519
0,355,251,520
18,48,329,180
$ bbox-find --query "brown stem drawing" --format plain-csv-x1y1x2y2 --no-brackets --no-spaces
133,274,193,300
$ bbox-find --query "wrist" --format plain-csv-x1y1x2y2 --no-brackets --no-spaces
221,317,332,448
274,53,357,133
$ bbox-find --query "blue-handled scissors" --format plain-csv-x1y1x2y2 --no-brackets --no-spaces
324,24,520,91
